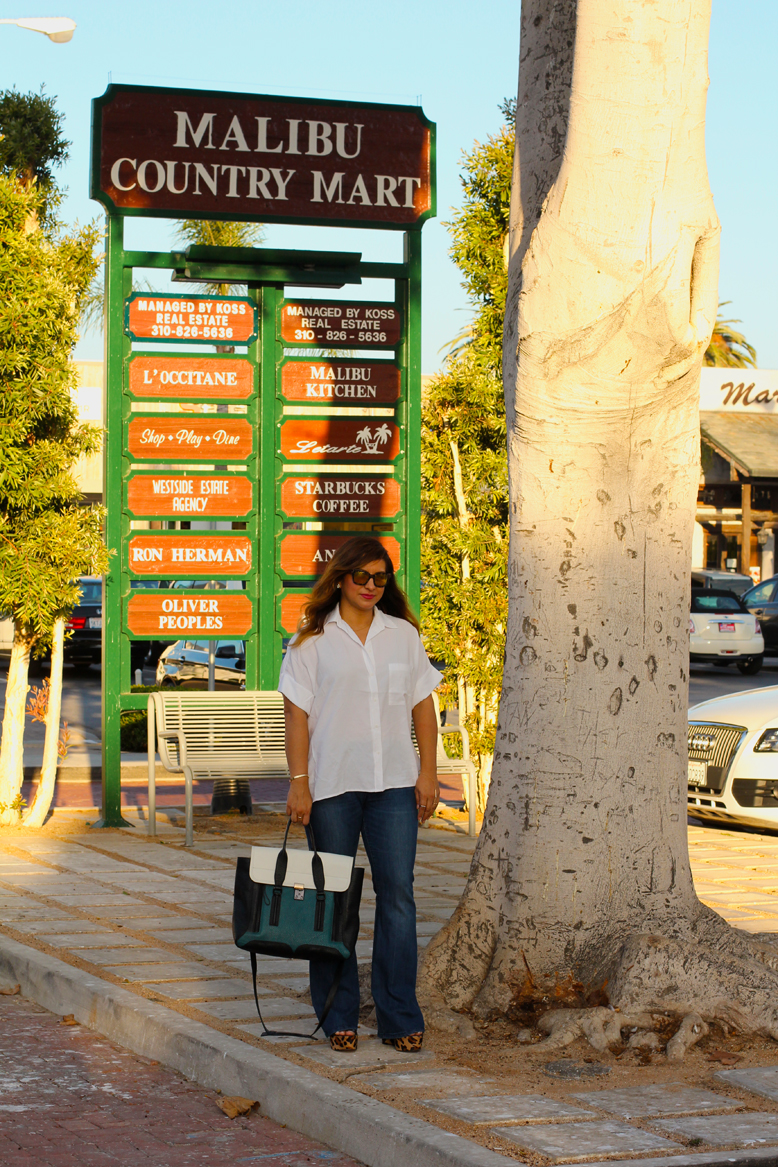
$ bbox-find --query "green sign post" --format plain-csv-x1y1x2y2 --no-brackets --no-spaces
90,85,435,825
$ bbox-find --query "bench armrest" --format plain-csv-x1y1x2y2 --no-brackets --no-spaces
439,723,472,760
157,729,187,772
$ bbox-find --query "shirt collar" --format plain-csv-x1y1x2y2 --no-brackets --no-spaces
325,603,388,645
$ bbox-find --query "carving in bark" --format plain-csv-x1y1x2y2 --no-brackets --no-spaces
420,0,778,1047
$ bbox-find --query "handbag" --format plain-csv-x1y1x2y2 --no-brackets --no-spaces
232,820,364,1037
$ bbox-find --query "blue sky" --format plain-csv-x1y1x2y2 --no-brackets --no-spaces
2,0,775,372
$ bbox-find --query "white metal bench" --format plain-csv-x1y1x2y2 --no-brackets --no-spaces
146,690,288,846
146,688,478,845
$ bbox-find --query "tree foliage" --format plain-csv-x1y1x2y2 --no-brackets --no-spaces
0,87,69,222
420,107,513,803
704,304,757,368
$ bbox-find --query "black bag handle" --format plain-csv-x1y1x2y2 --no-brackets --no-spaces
274,820,323,890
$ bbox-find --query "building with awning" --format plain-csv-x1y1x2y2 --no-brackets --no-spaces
696,369,778,583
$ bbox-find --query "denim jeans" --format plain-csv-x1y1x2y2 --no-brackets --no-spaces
308,786,424,1040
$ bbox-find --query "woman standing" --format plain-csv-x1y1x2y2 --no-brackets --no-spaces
279,536,441,1052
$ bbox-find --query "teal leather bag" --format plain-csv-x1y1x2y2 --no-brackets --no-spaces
232,821,364,1036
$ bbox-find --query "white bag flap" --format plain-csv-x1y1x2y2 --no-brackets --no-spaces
249,846,355,892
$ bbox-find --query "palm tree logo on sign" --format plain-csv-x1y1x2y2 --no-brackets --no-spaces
355,423,392,454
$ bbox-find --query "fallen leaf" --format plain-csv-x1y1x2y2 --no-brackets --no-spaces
0,983,20,996
60,1014,78,1026
706,1049,743,1065
217,1096,257,1120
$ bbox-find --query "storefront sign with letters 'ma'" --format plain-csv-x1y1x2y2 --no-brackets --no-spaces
91,85,435,229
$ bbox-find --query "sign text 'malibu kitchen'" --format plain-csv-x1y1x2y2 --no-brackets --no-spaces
91,85,435,229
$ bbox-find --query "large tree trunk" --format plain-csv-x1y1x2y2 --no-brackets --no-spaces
422,0,778,1041
24,617,65,828
0,623,34,821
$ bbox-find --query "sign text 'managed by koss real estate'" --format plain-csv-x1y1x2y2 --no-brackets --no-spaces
126,592,253,636
126,474,253,518
91,85,434,229
128,534,252,576
126,294,256,343
129,355,254,398
280,301,401,347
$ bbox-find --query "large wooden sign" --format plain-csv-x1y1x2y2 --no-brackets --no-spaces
279,419,400,462
129,355,254,399
280,475,401,518
127,591,253,636
129,535,252,576
127,417,253,460
281,360,400,404
127,473,253,518
91,85,435,229
125,294,256,344
279,534,400,578
281,301,401,347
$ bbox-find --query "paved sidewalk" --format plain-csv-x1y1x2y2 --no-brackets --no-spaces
0,990,359,1167
3,815,778,1166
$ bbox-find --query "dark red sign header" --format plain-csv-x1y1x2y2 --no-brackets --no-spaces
91,85,435,230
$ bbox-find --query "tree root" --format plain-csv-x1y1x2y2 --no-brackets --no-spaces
535,1007,657,1052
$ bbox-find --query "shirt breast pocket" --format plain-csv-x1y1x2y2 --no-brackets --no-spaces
388,663,410,706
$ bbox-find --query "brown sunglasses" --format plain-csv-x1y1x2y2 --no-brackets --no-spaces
349,569,392,587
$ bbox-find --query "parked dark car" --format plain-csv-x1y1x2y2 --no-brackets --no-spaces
155,639,246,689
742,575,778,655
63,577,103,672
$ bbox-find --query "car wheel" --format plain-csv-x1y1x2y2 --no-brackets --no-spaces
737,654,764,675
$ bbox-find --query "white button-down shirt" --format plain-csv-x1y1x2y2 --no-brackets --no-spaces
278,606,442,802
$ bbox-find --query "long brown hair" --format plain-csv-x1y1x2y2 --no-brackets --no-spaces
293,536,420,646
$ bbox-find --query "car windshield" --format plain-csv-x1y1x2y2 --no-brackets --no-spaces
691,593,745,613
77,581,102,604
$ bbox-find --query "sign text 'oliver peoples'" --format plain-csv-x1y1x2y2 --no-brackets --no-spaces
281,301,400,347
92,85,434,229
126,294,256,343
129,356,254,398
127,474,253,518
127,592,253,636
127,417,253,460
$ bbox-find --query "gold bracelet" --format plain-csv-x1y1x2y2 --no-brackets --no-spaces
290,773,309,782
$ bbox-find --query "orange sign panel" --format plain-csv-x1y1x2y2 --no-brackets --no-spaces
280,592,310,637
280,534,400,578
126,294,256,343
127,592,253,636
280,476,401,519
127,417,253,460
281,302,401,347
129,535,252,576
127,474,253,518
281,361,400,404
280,419,400,462
129,356,254,399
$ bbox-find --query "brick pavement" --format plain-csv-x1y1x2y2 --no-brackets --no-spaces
0,991,359,1167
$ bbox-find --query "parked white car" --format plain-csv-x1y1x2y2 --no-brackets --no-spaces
690,589,764,675
688,685,778,830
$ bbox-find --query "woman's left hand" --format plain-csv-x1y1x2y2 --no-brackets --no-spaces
415,769,440,824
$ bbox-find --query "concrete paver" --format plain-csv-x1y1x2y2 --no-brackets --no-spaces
572,1085,737,1117
653,1114,778,1145
422,1093,596,1124
492,1119,678,1160
0,991,360,1167
717,1067,778,1102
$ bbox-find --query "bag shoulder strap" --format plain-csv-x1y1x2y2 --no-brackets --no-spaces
250,951,344,1041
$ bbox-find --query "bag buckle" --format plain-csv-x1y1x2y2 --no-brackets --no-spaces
294,884,305,901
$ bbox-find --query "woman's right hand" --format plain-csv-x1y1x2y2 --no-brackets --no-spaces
286,777,313,826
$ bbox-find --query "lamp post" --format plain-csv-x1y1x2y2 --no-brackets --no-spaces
0,17,76,43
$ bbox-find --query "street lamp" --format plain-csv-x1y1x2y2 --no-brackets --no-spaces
0,17,76,43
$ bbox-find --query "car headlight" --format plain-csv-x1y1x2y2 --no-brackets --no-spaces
754,729,778,752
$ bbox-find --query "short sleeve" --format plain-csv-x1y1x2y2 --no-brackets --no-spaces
410,631,443,707
278,636,316,715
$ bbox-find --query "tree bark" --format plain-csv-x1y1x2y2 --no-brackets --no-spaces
0,623,34,821
420,0,778,1035
24,617,65,828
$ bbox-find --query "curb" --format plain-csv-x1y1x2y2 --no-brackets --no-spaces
0,934,508,1167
